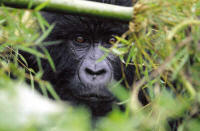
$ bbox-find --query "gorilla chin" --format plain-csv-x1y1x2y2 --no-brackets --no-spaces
69,77,117,116
75,84,115,102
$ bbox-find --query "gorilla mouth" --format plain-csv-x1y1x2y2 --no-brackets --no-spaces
76,94,115,102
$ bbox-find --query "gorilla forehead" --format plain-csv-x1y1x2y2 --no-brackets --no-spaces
48,14,129,36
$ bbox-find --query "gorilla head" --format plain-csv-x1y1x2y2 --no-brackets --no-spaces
27,0,135,116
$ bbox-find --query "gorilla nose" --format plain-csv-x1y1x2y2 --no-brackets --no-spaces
79,60,112,85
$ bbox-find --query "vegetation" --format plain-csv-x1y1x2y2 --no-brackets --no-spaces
0,0,200,130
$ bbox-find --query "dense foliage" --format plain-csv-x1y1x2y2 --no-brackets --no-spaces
0,0,200,130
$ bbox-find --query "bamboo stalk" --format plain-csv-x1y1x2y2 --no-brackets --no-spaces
0,0,133,21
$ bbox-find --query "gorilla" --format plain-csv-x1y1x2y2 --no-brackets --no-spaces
26,0,139,117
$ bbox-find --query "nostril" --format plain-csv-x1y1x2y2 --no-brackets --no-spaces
79,61,112,85
85,68,106,76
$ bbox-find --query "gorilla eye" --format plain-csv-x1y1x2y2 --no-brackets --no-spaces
108,36,117,44
75,36,85,43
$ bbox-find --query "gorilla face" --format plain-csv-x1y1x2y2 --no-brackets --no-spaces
28,0,134,116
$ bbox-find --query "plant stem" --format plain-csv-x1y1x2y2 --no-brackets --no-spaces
0,0,133,21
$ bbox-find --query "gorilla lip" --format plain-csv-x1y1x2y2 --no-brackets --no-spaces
76,94,115,102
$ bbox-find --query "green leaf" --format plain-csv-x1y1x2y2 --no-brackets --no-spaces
17,46,44,58
46,82,60,101
34,0,50,11
35,23,55,44
41,47,55,71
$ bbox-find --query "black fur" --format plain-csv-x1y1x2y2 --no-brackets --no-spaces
26,0,135,116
